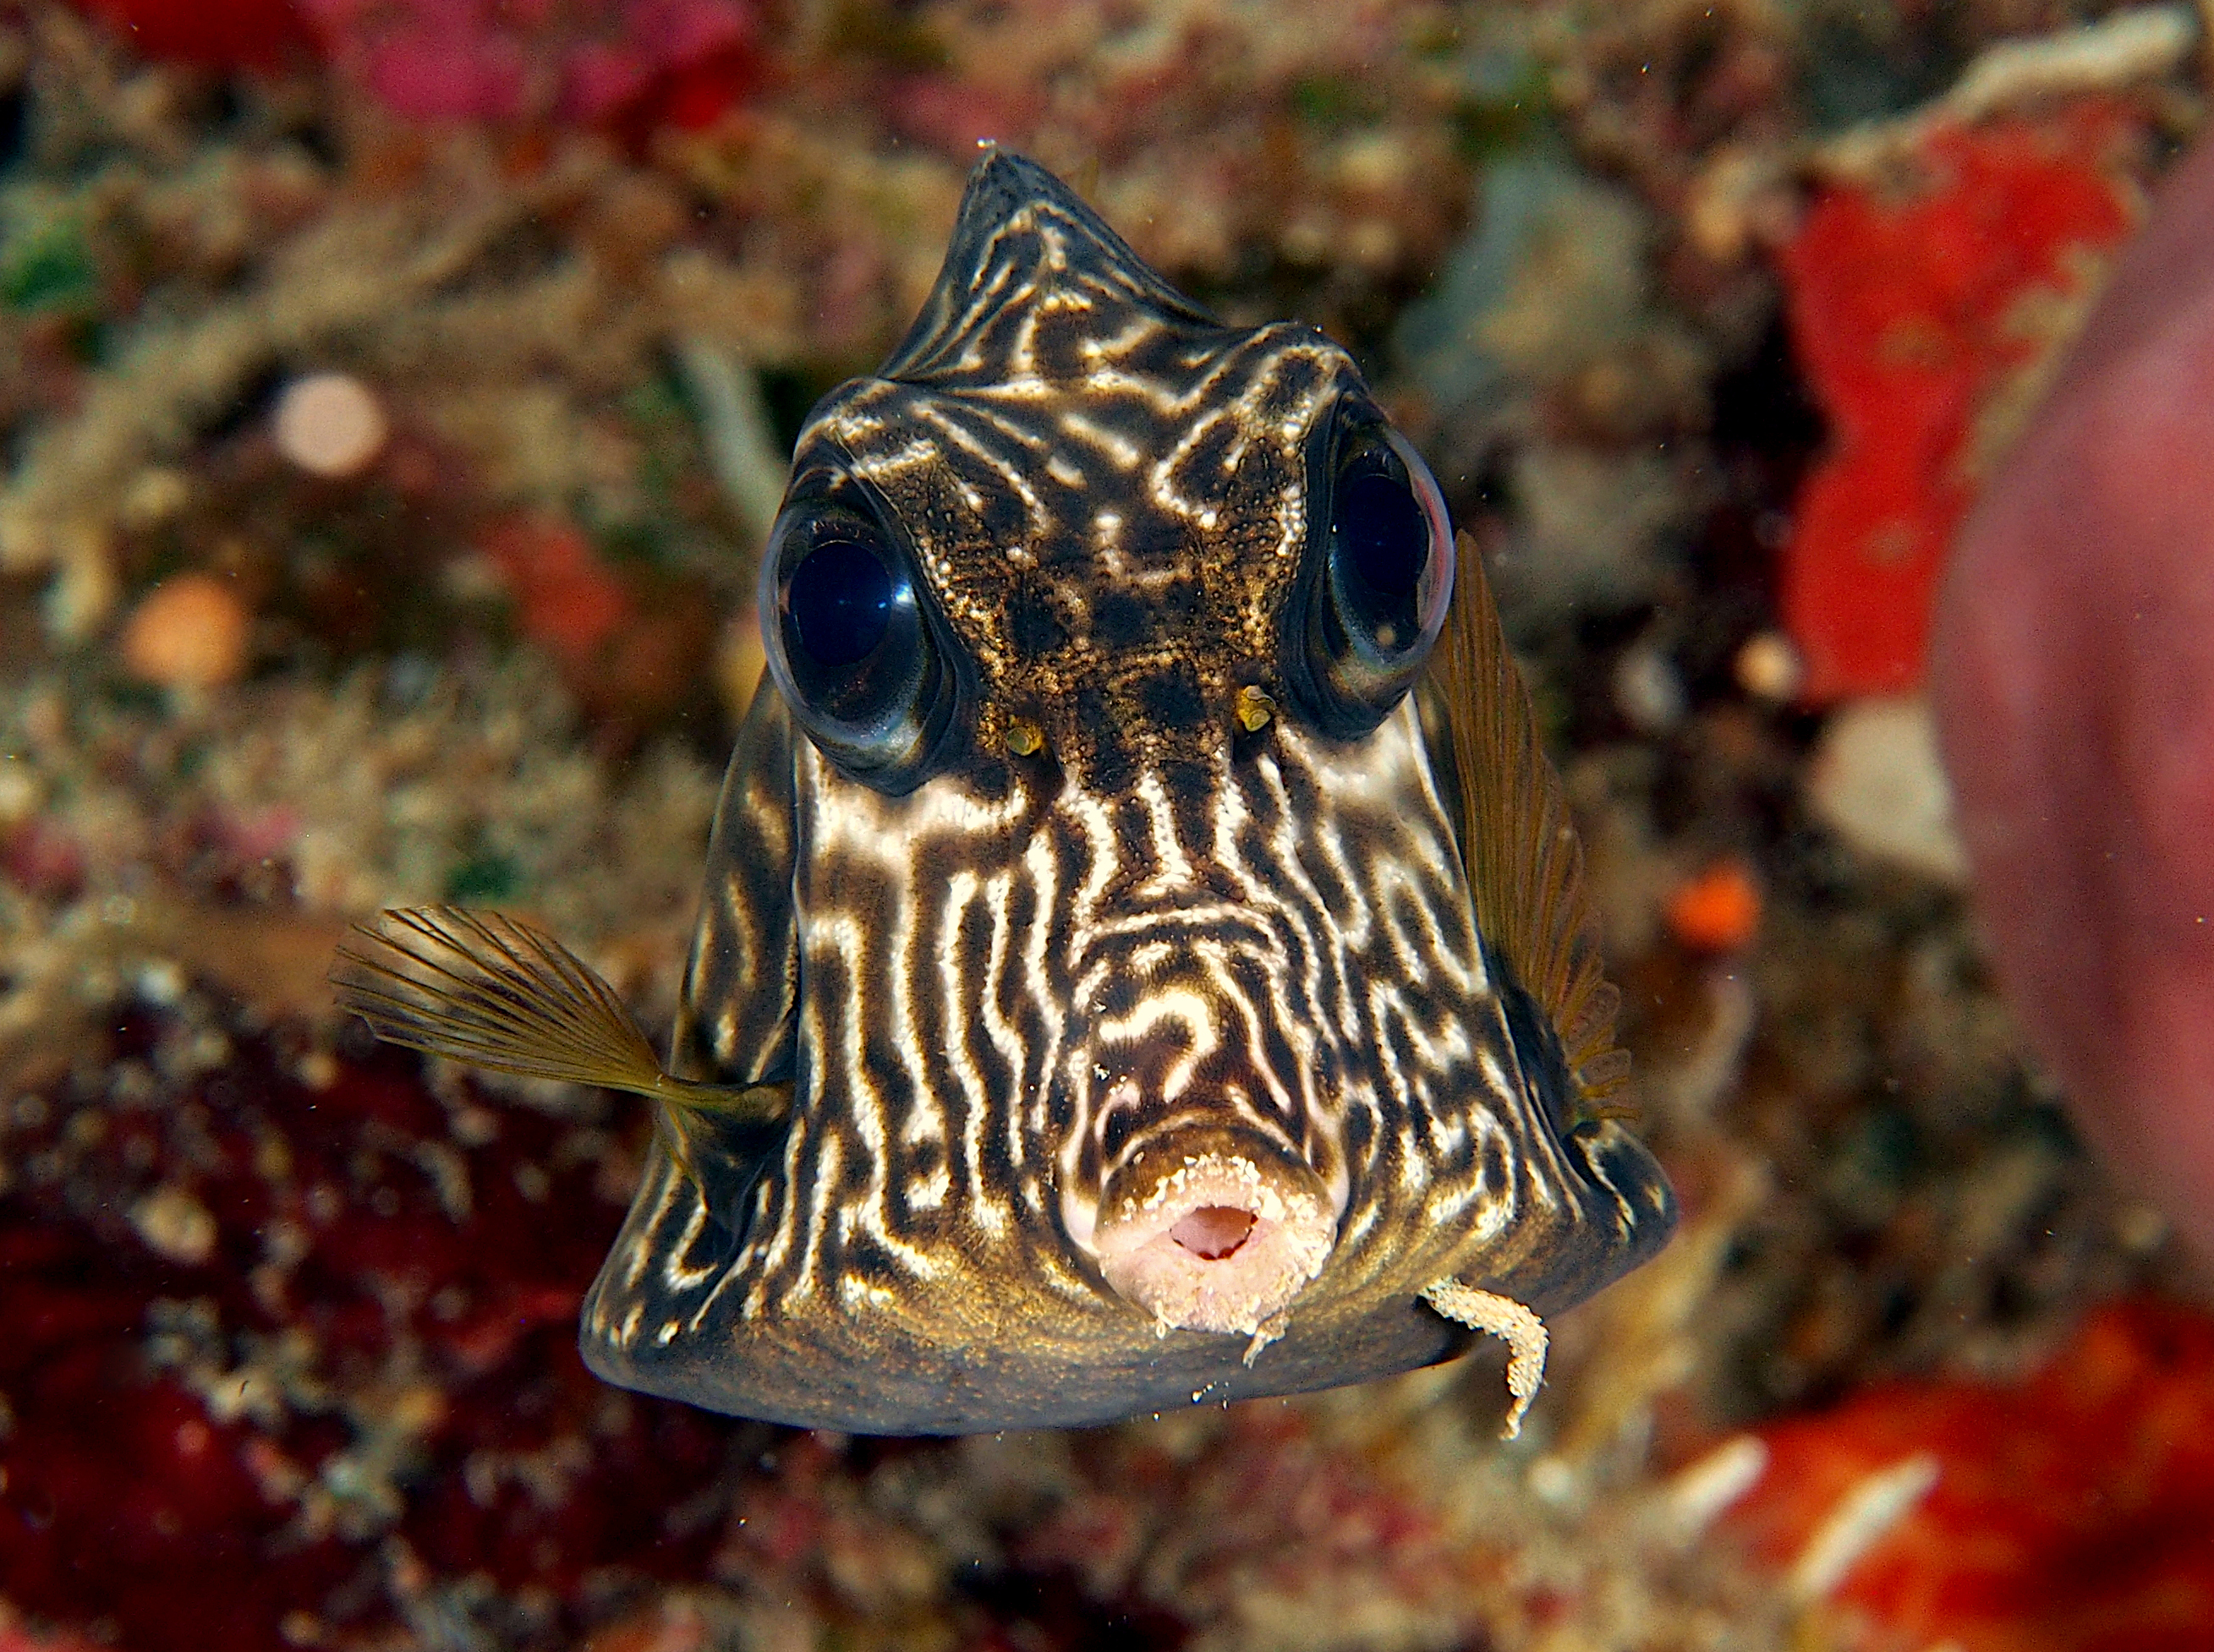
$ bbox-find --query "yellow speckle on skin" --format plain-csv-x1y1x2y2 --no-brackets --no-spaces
1235,685,1275,732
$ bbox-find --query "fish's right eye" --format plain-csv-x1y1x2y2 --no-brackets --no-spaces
762,492,962,793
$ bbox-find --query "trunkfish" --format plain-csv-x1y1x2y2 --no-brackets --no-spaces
332,150,1676,1436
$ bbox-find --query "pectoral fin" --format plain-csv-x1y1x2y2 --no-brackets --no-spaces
331,905,786,1186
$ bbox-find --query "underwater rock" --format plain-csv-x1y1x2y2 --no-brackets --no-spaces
1394,155,1709,624
273,372,389,481
1806,696,1966,885
0,1014,736,1652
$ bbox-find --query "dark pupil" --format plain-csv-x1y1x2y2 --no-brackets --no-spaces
787,538,893,667
1336,466,1428,651
1340,469,1426,597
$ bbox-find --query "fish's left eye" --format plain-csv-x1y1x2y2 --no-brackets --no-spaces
1282,406,1455,738
1329,435,1435,654
761,485,966,793
786,534,894,667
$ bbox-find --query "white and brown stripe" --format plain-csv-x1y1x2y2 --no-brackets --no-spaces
578,152,1672,1432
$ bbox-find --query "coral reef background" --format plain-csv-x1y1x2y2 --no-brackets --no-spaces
2,1,2211,1648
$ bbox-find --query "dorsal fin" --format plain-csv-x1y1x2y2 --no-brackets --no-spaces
1430,533,1630,1108
878,148,1221,387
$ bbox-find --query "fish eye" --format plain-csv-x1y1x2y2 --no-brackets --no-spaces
1329,437,1432,650
761,486,964,793
786,534,894,667
1281,404,1455,738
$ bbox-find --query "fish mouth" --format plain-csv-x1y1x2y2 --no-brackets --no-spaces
1088,1128,1335,1338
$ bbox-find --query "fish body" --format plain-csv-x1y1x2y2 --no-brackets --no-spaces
335,152,1674,1435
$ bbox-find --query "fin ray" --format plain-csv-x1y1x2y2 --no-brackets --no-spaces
1430,534,1630,1109
331,907,787,1186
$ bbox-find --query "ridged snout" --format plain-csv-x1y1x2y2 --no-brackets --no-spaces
1087,1126,1335,1338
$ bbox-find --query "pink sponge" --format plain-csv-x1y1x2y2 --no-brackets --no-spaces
73,0,758,131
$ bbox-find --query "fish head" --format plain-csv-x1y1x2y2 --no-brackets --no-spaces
584,151,1674,1430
